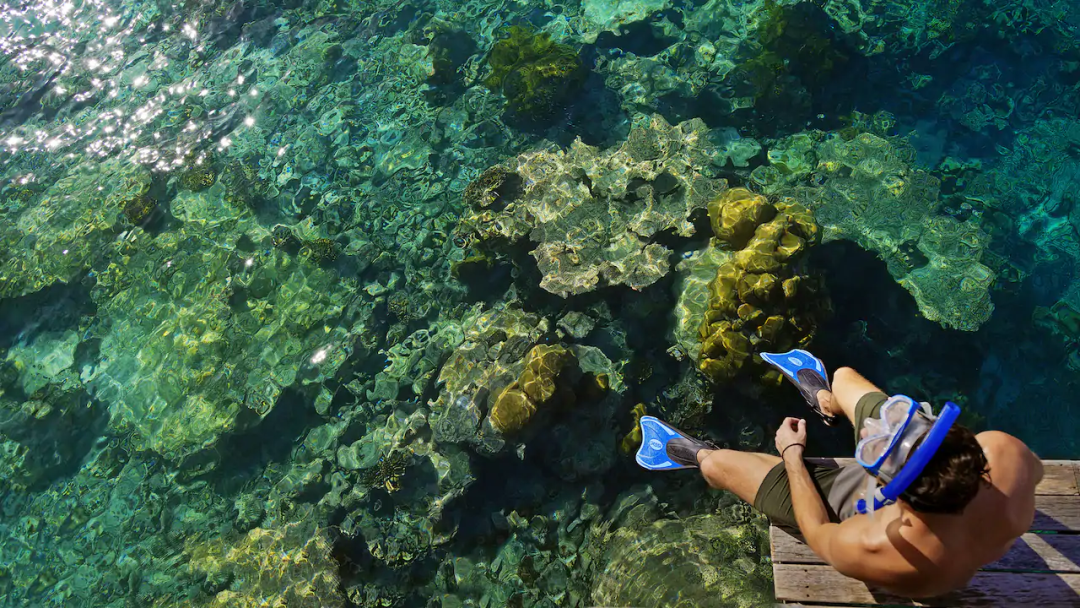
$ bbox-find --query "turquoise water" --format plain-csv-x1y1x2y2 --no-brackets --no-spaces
0,0,1077,605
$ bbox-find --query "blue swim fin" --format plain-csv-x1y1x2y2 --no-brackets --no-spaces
761,349,837,426
635,416,715,471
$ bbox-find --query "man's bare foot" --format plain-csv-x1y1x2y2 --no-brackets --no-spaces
817,390,835,417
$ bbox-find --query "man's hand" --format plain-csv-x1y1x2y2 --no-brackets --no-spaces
775,417,807,456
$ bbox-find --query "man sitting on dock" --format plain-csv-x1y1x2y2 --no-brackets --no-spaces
635,350,1043,598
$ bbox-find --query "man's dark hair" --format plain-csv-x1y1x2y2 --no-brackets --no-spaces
900,424,990,514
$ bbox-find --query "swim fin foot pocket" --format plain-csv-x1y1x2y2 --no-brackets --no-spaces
636,416,719,471
761,349,839,427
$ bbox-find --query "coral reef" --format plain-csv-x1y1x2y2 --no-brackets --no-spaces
82,219,362,465
591,513,772,607
459,115,728,296
734,0,859,132
756,132,994,331
182,516,346,608
0,160,150,299
484,26,586,119
694,188,825,382
489,344,581,434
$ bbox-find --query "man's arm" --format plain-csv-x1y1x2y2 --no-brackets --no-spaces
784,448,914,586
782,445,838,558
775,417,904,583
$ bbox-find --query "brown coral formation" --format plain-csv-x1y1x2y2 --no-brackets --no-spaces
698,188,823,382
181,517,345,608
489,344,582,434
462,166,521,210
122,194,158,226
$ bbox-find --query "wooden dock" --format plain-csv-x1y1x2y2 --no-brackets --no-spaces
772,458,1080,607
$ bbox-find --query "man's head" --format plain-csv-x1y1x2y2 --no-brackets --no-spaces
898,424,990,514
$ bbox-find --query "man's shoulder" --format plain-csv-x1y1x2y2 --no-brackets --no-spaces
972,430,1040,538
975,430,1042,485
975,430,1029,450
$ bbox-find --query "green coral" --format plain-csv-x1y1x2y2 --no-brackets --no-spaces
756,131,994,331
386,291,414,321
220,158,268,209
179,164,218,192
122,194,157,225
484,26,586,119
179,515,346,608
462,166,521,210
360,450,409,493
457,115,725,296
490,344,582,434
300,238,339,265
698,188,825,383
271,225,302,253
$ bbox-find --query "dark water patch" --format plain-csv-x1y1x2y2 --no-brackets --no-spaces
595,21,678,58
377,2,421,37
886,28,1080,159
805,240,982,405
717,1,873,137
241,14,282,48
0,279,95,351
654,88,737,130
205,1,261,51
207,388,325,493
0,69,61,130
423,27,479,104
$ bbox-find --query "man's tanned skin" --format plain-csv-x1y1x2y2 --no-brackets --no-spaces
696,367,1042,597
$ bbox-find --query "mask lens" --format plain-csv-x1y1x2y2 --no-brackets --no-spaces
864,417,885,436
857,435,893,464
881,397,915,427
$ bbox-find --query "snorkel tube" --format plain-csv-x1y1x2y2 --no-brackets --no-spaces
856,402,961,514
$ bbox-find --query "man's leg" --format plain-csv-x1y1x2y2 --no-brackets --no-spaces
696,448,781,506
696,447,843,532
818,367,883,426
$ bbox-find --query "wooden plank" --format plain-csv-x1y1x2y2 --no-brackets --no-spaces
1037,462,1080,496
1034,495,1080,532
772,527,1080,573
774,565,1080,606
804,458,1078,496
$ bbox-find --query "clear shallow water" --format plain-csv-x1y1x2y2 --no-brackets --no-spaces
0,0,1077,606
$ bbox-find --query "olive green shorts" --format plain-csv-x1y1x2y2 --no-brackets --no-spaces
751,391,888,533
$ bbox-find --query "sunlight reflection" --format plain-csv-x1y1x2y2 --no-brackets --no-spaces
0,0,257,173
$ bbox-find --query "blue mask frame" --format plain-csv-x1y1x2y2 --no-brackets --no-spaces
856,401,961,514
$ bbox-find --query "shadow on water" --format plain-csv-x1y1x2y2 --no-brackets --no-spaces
0,279,95,351
205,388,325,495
805,241,982,406
0,280,106,489
806,239,1079,456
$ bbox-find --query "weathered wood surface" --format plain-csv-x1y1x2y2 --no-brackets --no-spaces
1033,495,1080,531
772,527,1080,573
774,565,1080,607
804,458,1079,496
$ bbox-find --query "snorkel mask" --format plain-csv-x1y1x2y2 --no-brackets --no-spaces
855,395,961,515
